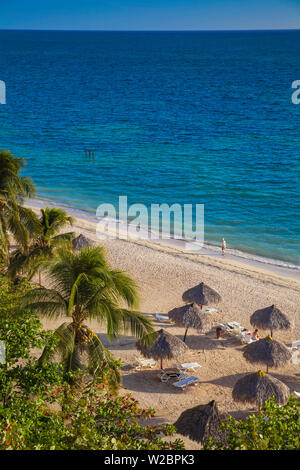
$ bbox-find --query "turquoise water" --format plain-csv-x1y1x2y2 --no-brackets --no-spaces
0,30,299,265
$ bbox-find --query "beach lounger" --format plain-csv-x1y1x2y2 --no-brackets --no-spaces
159,369,187,383
236,332,257,344
154,314,171,322
229,321,243,330
291,340,300,350
173,376,200,390
203,308,217,313
291,350,300,365
135,357,157,370
219,322,244,338
177,362,202,372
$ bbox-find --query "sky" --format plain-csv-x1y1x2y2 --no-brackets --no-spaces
0,0,299,30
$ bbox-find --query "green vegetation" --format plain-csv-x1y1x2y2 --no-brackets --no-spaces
0,270,183,450
0,150,38,262
8,206,75,283
204,397,300,450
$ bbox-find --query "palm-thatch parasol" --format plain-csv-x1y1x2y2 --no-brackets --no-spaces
168,303,212,342
72,234,93,251
250,305,291,337
182,282,221,308
174,400,228,445
243,336,292,373
136,328,188,369
232,370,290,413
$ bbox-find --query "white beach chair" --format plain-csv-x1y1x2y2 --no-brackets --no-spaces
154,314,171,322
135,357,157,370
177,362,202,372
229,321,243,330
291,350,300,365
237,332,256,344
203,308,217,314
291,340,300,350
173,376,200,390
287,341,300,364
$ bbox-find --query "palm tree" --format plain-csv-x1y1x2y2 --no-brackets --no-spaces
0,149,38,262
21,246,154,385
8,207,75,284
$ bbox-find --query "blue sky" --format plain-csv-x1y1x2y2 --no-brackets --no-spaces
0,0,299,30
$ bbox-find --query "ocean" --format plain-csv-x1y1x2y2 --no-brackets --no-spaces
0,30,299,267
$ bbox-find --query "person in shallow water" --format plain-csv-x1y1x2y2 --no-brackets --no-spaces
222,238,226,256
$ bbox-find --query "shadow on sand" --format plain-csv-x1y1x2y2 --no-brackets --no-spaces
122,368,199,395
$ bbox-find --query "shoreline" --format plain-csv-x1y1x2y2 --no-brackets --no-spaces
26,196,300,283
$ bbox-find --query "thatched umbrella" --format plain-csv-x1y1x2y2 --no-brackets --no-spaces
136,329,188,369
168,303,212,342
250,305,291,337
232,370,290,413
243,336,292,373
174,400,228,445
72,234,93,251
182,282,221,308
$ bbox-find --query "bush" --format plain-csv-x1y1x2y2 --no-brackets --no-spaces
204,397,300,450
0,272,184,450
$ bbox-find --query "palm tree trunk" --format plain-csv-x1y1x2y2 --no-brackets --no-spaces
38,270,42,285
183,327,189,343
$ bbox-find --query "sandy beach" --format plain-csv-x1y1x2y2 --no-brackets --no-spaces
27,201,300,449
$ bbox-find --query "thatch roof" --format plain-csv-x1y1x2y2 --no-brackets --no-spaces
168,303,212,332
136,329,188,361
243,336,292,369
232,370,290,407
174,400,228,444
72,234,93,251
250,305,291,332
182,282,221,306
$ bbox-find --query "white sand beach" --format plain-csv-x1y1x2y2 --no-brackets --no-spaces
26,201,300,449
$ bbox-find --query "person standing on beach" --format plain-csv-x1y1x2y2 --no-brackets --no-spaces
222,238,226,256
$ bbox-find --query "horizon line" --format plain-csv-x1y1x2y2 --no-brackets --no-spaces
1,28,300,32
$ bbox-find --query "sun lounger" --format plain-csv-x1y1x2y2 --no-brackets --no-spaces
154,314,171,322
159,369,187,383
135,357,157,370
203,308,217,313
236,332,257,344
177,362,202,372
291,340,300,350
173,376,200,390
291,350,300,365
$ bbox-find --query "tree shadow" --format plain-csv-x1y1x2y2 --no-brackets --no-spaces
122,368,198,395
183,334,234,351
96,333,136,350
141,312,176,330
202,372,247,388
227,409,252,421
270,372,300,390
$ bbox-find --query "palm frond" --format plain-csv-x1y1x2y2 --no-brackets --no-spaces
87,332,121,385
21,287,68,318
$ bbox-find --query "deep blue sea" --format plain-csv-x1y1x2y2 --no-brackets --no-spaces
0,30,299,265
